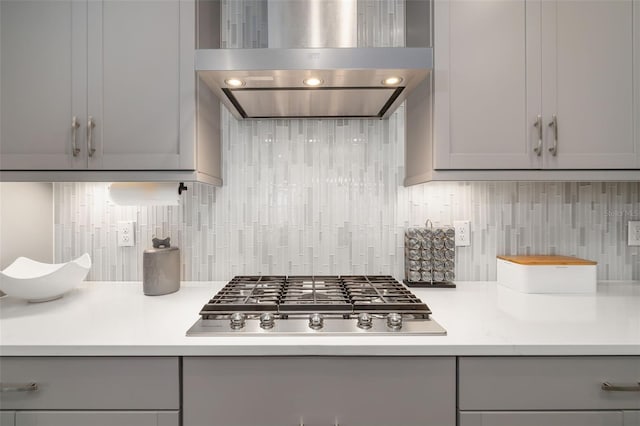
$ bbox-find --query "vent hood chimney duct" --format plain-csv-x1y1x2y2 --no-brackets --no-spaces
196,0,432,120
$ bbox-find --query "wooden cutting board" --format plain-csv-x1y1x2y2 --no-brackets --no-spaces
497,255,597,266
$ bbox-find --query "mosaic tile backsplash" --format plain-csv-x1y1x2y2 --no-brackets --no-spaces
53,142,640,282
53,0,639,282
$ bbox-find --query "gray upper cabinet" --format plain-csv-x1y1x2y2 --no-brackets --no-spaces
541,0,637,169
0,0,221,184
427,0,640,176
87,0,190,170
0,0,85,170
433,0,539,170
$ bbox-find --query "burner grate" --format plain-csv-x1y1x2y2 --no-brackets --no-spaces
199,275,431,317
343,275,430,314
200,276,283,314
279,276,352,313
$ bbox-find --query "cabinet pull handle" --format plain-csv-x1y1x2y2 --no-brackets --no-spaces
548,114,558,156
601,382,640,392
87,116,96,157
71,116,81,157
0,382,39,392
533,115,543,156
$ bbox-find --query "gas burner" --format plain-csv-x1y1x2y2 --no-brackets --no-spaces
188,275,447,335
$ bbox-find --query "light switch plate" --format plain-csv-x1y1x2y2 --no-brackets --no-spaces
454,220,471,247
117,221,135,247
628,221,640,246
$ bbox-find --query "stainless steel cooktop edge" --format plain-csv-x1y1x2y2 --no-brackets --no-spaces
186,318,447,336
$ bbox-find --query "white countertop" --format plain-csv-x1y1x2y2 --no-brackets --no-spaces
1,281,639,356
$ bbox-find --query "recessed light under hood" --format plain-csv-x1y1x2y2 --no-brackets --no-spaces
196,47,432,119
195,0,432,120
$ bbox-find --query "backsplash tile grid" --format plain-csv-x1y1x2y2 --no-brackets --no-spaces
54,177,640,282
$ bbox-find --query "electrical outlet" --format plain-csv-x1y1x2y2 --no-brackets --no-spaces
117,221,135,247
453,220,471,247
628,221,640,246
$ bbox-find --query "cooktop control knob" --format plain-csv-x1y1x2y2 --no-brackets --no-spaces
357,313,373,329
229,312,246,330
260,313,275,329
308,313,324,330
386,313,403,330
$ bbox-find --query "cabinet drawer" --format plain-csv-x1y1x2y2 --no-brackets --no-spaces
14,411,179,426
0,357,179,410
460,411,625,426
0,411,15,426
459,357,640,410
184,356,456,426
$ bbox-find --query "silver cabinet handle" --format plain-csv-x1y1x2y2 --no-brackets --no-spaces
0,382,39,392
548,114,558,156
71,116,81,157
87,116,96,157
602,382,640,392
533,115,542,156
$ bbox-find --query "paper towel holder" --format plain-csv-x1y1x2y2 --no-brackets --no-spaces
108,182,182,206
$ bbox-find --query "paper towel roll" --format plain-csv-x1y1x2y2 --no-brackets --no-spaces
108,183,180,206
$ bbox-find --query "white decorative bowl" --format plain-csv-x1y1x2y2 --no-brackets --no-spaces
0,254,91,302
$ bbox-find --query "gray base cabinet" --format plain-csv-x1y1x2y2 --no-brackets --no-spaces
0,412,14,426
183,356,456,426
461,411,626,426
0,357,179,426
14,411,178,426
1,355,638,426
626,412,640,426
461,411,640,426
459,357,640,425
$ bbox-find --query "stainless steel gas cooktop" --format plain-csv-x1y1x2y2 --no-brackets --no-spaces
186,275,447,335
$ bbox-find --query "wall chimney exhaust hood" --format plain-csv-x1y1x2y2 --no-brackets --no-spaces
195,0,432,120
196,48,431,119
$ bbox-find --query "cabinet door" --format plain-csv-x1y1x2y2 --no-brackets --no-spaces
0,412,15,426
459,357,640,411
541,0,637,169
184,356,456,426
87,0,193,170
15,411,178,426
433,0,541,170
625,411,640,426
0,357,179,410
460,411,624,426
0,0,86,170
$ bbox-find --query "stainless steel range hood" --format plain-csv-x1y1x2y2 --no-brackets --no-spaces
196,0,432,120
196,48,431,119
